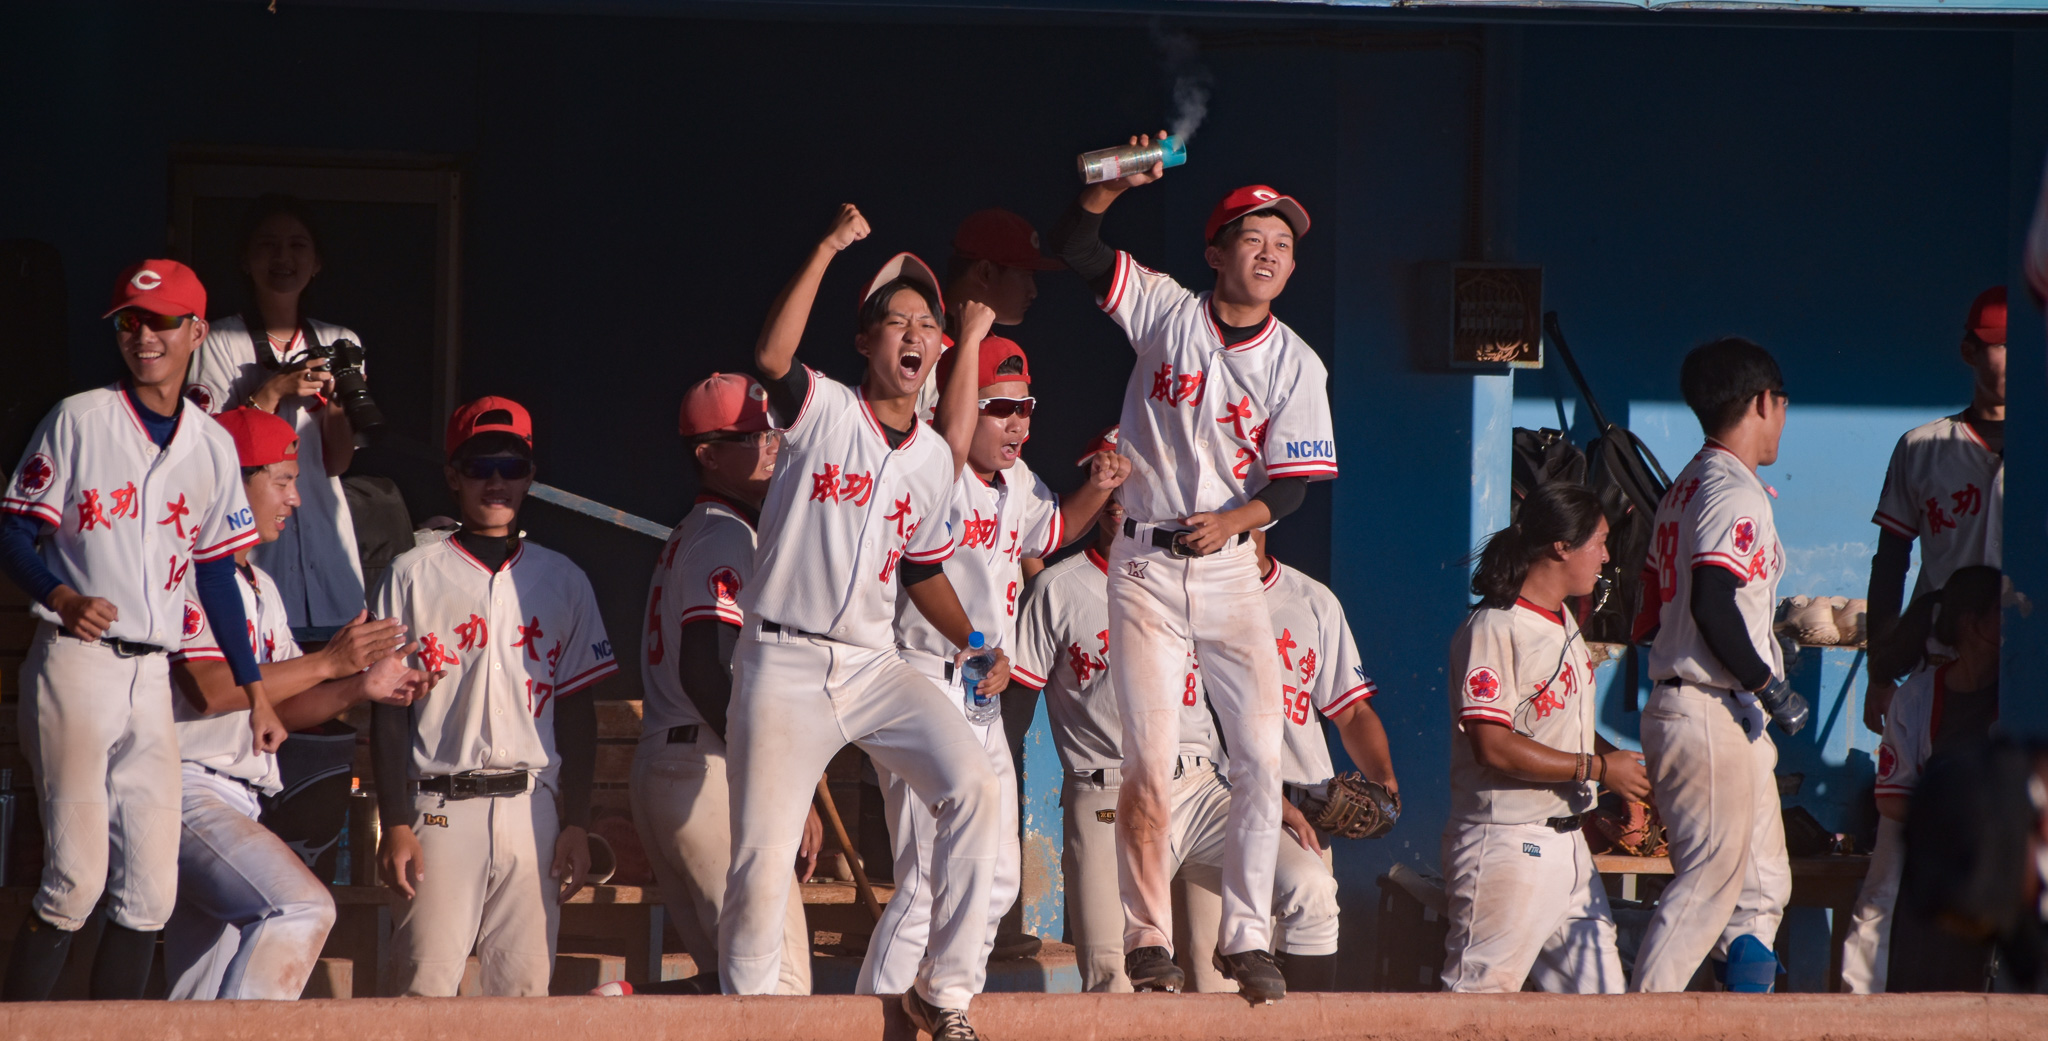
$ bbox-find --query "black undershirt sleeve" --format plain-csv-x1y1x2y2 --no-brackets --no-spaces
899,559,946,587
372,702,414,830
553,695,596,830
760,363,811,428
1690,566,1773,692
677,619,740,741
1252,477,1307,523
1866,528,1914,647
1049,201,1117,297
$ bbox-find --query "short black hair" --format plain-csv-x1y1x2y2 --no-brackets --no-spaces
945,254,982,286
239,193,322,258
1680,337,1783,436
992,354,1026,378
450,430,533,464
857,277,944,334
1208,209,1299,248
240,465,267,481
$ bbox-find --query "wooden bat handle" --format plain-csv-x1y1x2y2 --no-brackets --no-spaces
813,777,884,922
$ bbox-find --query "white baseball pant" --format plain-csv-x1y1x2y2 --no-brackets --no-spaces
164,768,336,999
386,783,561,996
721,630,998,1010
19,623,181,932
1840,815,1905,994
1631,681,1790,992
1439,820,1624,993
858,653,1019,996
1061,776,1131,992
1106,535,1283,958
629,731,810,994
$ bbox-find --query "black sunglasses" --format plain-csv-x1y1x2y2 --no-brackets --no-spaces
458,457,534,481
112,310,191,334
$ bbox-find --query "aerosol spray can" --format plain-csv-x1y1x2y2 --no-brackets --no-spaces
1076,135,1187,185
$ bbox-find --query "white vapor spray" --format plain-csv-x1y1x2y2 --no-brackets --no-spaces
1154,26,1212,144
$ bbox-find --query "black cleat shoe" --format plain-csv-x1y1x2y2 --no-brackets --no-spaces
1124,945,1185,992
902,988,982,1041
1212,948,1286,1004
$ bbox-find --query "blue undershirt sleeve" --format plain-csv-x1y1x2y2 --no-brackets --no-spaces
0,513,62,607
195,557,262,686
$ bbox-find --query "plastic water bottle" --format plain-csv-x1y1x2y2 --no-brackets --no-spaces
1077,135,1188,184
961,631,1000,725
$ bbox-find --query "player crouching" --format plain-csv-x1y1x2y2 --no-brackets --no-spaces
1441,484,1648,993
372,398,619,996
164,407,429,999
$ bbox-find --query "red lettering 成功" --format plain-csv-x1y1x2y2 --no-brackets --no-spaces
810,465,843,503
455,614,489,651
77,489,108,532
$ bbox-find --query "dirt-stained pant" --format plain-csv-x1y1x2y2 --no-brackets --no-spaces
385,784,560,996
1632,681,1789,992
1439,820,1623,993
629,733,810,995
1841,815,1905,994
1106,535,1283,959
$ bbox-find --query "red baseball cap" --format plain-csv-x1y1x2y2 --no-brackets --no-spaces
935,335,1030,391
214,407,299,468
953,209,1062,271
1203,186,1311,245
679,372,773,437
445,396,533,458
1075,424,1120,466
858,252,944,319
1966,286,2006,345
104,259,207,319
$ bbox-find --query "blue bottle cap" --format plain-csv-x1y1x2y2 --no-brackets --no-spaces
968,631,986,650
1160,136,1189,170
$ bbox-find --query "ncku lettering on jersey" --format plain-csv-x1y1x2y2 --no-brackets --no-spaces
1446,598,1598,825
1873,415,2003,599
1098,251,1338,526
642,493,757,735
742,368,956,648
896,458,1061,662
1643,444,1787,692
170,563,300,793
3,385,258,645
1261,560,1375,787
374,537,617,790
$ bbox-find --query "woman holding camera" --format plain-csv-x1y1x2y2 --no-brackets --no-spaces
186,194,367,642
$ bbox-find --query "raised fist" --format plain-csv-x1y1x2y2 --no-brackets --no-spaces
823,204,870,252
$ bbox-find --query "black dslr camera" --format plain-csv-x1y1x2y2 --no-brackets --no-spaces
301,338,385,436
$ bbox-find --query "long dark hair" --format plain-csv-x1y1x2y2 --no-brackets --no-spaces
1871,565,2002,681
1471,483,1606,609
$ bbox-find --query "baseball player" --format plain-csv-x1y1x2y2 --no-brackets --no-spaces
1048,132,1336,1001
0,260,281,1002
371,396,618,996
185,195,367,640
722,204,1004,1041
1248,529,1398,992
1842,565,2003,993
1861,287,2005,734
1630,338,1802,993
858,337,1127,997
1442,483,1648,994
915,207,1063,425
163,406,427,1000
632,373,814,995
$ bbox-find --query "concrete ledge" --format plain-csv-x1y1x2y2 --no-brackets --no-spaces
0,992,2040,1041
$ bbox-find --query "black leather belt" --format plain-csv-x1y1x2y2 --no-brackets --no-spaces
1657,677,1682,687
1545,814,1584,832
666,725,699,744
943,662,955,682
1123,518,1247,557
100,637,166,657
418,771,530,799
201,765,264,796
1085,758,1192,786
761,620,829,639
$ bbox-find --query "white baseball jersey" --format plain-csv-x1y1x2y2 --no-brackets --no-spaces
896,458,1061,660
742,369,957,649
1011,548,1218,773
1643,445,1786,690
373,537,618,789
1261,560,1375,787
1446,599,1598,825
1873,664,2000,800
4,385,259,646
1099,251,1338,526
1872,415,2003,600
642,494,755,735
169,563,300,793
185,316,367,630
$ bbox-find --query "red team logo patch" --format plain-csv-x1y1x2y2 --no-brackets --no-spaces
14,454,54,496
707,567,742,605
1877,743,1896,781
1732,517,1758,555
182,600,205,641
185,384,213,411
1466,666,1502,704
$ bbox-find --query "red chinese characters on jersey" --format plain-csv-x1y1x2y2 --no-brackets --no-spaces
109,483,138,520
455,614,489,651
884,496,916,539
809,465,876,507
76,489,108,532
419,633,459,672
1298,648,1317,685
1466,666,1502,704
1952,483,1983,518
13,454,53,496
262,630,277,661
513,616,545,661
1924,497,1954,534
546,641,563,676
1148,363,1206,408
960,510,1000,550
158,493,192,540
1067,630,1110,683
1529,659,1582,720
1732,517,1758,555
1275,628,1299,671
707,567,742,605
